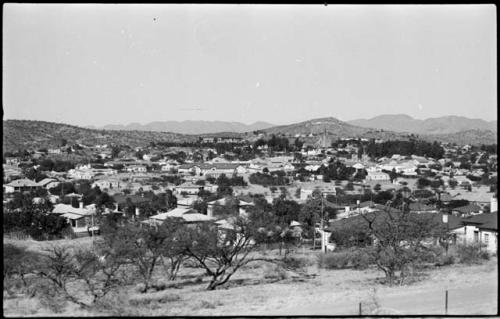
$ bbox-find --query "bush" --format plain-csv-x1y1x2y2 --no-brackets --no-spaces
263,264,288,281
317,248,373,270
350,249,373,270
435,254,455,267
456,244,490,265
282,256,309,270
129,291,181,306
317,252,350,269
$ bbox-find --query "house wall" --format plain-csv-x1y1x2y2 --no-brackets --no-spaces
451,225,498,253
176,187,200,195
4,186,15,193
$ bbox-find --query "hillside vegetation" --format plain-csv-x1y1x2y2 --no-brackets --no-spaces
3,120,196,152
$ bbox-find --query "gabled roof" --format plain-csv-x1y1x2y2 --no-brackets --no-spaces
207,197,254,207
6,179,39,187
453,204,483,214
149,208,214,223
36,178,57,186
52,203,96,219
176,182,202,188
462,212,497,231
151,207,196,220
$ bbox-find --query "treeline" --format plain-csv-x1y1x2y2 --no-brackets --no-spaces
249,171,290,186
33,158,75,172
4,210,71,240
253,135,292,152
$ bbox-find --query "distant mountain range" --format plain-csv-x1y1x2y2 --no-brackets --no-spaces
88,121,275,135
347,114,497,135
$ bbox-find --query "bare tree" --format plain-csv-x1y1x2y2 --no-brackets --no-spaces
182,212,280,290
360,199,444,285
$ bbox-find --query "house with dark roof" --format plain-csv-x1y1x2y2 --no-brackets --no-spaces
452,203,484,217
452,212,498,253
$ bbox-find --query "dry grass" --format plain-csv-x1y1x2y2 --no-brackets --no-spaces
3,242,497,316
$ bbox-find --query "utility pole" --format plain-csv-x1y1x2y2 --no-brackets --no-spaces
321,193,324,253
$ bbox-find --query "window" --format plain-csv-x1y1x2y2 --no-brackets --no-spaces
474,231,479,243
484,233,489,245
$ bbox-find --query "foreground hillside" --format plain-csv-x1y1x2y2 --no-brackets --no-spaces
2,120,197,152
3,237,497,316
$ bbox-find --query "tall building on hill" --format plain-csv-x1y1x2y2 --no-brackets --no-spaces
316,128,331,149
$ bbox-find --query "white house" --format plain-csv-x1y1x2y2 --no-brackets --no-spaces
4,179,42,193
174,182,203,195
365,171,390,181
68,168,94,180
125,165,147,173
450,212,497,254
51,202,98,236
147,207,214,225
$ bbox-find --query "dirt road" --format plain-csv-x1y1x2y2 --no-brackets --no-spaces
261,281,498,316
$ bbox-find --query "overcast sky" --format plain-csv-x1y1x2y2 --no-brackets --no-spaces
3,4,497,127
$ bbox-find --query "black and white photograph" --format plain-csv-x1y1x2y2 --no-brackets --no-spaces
2,3,498,316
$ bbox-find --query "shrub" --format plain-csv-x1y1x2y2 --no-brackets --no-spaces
129,291,181,306
456,244,490,265
263,264,288,281
435,254,455,267
282,256,309,270
317,248,373,270
350,249,374,270
317,252,350,269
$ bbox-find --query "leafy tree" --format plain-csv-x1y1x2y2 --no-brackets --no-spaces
193,200,208,215
417,177,432,189
449,179,458,189
345,182,354,191
272,197,301,225
212,197,240,219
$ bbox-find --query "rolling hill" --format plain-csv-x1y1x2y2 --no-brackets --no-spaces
90,120,275,135
419,129,498,146
262,117,370,136
2,120,197,153
348,114,497,135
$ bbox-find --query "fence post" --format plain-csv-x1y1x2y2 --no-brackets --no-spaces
445,290,448,315
359,302,362,315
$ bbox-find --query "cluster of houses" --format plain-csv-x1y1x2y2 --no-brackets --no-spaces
3,136,497,254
